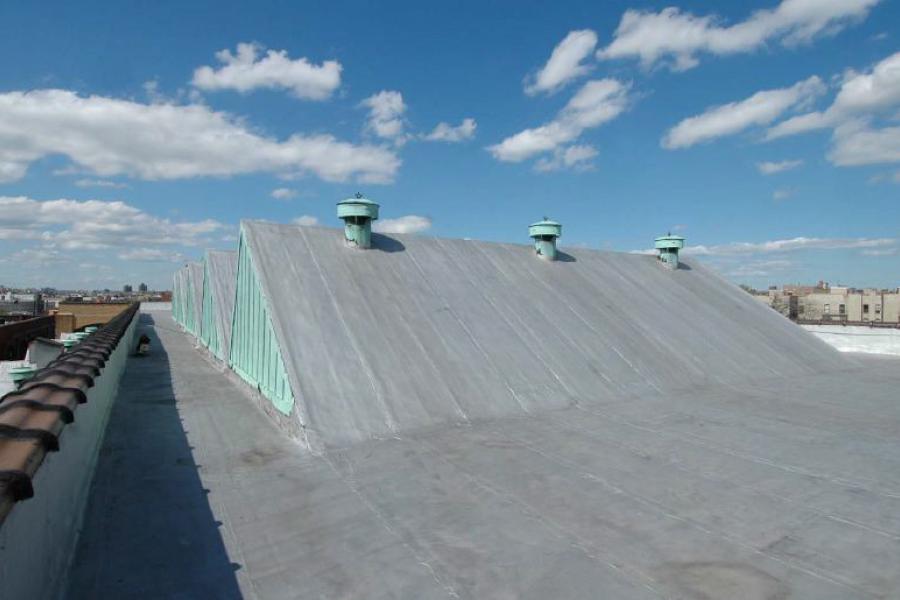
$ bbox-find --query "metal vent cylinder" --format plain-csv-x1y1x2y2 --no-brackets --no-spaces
337,193,380,249
528,219,562,261
655,234,685,269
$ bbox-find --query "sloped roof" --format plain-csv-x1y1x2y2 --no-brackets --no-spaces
205,250,237,362
241,220,847,449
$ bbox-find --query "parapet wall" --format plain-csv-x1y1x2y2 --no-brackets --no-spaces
0,303,139,600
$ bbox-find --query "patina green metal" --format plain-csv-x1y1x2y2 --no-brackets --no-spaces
172,273,181,325
655,234,685,269
199,258,221,357
61,338,79,350
229,229,295,415
84,326,98,334
183,272,198,335
528,218,562,261
336,193,379,249
8,365,37,387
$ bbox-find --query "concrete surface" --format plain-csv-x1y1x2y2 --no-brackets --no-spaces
244,222,848,450
803,324,900,356
64,311,900,599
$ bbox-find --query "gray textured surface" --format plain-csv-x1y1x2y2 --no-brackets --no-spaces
66,311,900,599
207,250,238,361
243,221,849,449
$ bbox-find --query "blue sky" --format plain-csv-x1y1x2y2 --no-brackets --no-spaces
0,0,898,291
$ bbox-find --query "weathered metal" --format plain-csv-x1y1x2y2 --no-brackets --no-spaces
336,193,379,249
654,233,685,269
528,218,562,260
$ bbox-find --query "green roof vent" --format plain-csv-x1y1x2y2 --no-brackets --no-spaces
655,233,685,269
8,364,37,388
528,218,562,261
337,192,380,249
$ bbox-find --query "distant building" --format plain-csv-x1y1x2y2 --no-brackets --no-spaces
138,283,148,292
0,292,44,317
123,284,133,293
755,284,899,325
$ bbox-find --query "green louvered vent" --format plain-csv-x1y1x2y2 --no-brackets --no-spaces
230,232,295,415
184,276,197,335
172,273,181,325
200,260,221,357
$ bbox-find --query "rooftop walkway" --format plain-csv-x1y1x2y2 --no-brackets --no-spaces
65,310,900,599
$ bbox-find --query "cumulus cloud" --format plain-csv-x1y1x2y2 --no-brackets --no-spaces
772,188,794,200
0,196,225,250
372,215,432,234
423,118,477,142
757,159,803,174
525,30,598,95
361,90,408,144
293,215,319,226
271,187,297,200
534,144,598,172
662,76,824,149
762,52,900,168
598,0,879,71
489,79,630,163
192,42,341,100
768,51,900,140
0,89,399,184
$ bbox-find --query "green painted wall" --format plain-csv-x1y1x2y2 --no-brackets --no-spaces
199,259,221,357
172,273,181,324
229,231,295,415
184,275,197,335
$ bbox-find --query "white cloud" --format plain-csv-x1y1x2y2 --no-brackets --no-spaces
74,178,129,189
772,187,794,200
684,236,896,256
757,159,803,174
662,76,824,149
423,118,477,142
361,90,408,144
489,79,630,163
829,121,900,166
118,248,187,262
192,42,341,100
861,247,897,256
598,1,880,71
534,144,598,172
0,89,399,184
0,196,225,250
769,51,900,140
293,215,319,226
525,30,598,95
726,259,794,278
372,215,432,234
271,187,296,200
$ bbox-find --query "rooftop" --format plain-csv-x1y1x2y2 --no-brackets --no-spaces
65,309,900,598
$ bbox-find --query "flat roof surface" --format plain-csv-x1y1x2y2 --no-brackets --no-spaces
66,311,900,599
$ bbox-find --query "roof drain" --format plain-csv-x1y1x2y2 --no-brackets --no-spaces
337,193,379,249
529,218,562,261
655,233,685,269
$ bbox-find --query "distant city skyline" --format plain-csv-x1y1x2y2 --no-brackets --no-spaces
1,0,898,290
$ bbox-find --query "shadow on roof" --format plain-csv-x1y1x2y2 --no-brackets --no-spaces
65,314,243,599
371,233,406,253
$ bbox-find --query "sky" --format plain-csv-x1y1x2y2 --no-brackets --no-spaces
0,0,898,291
